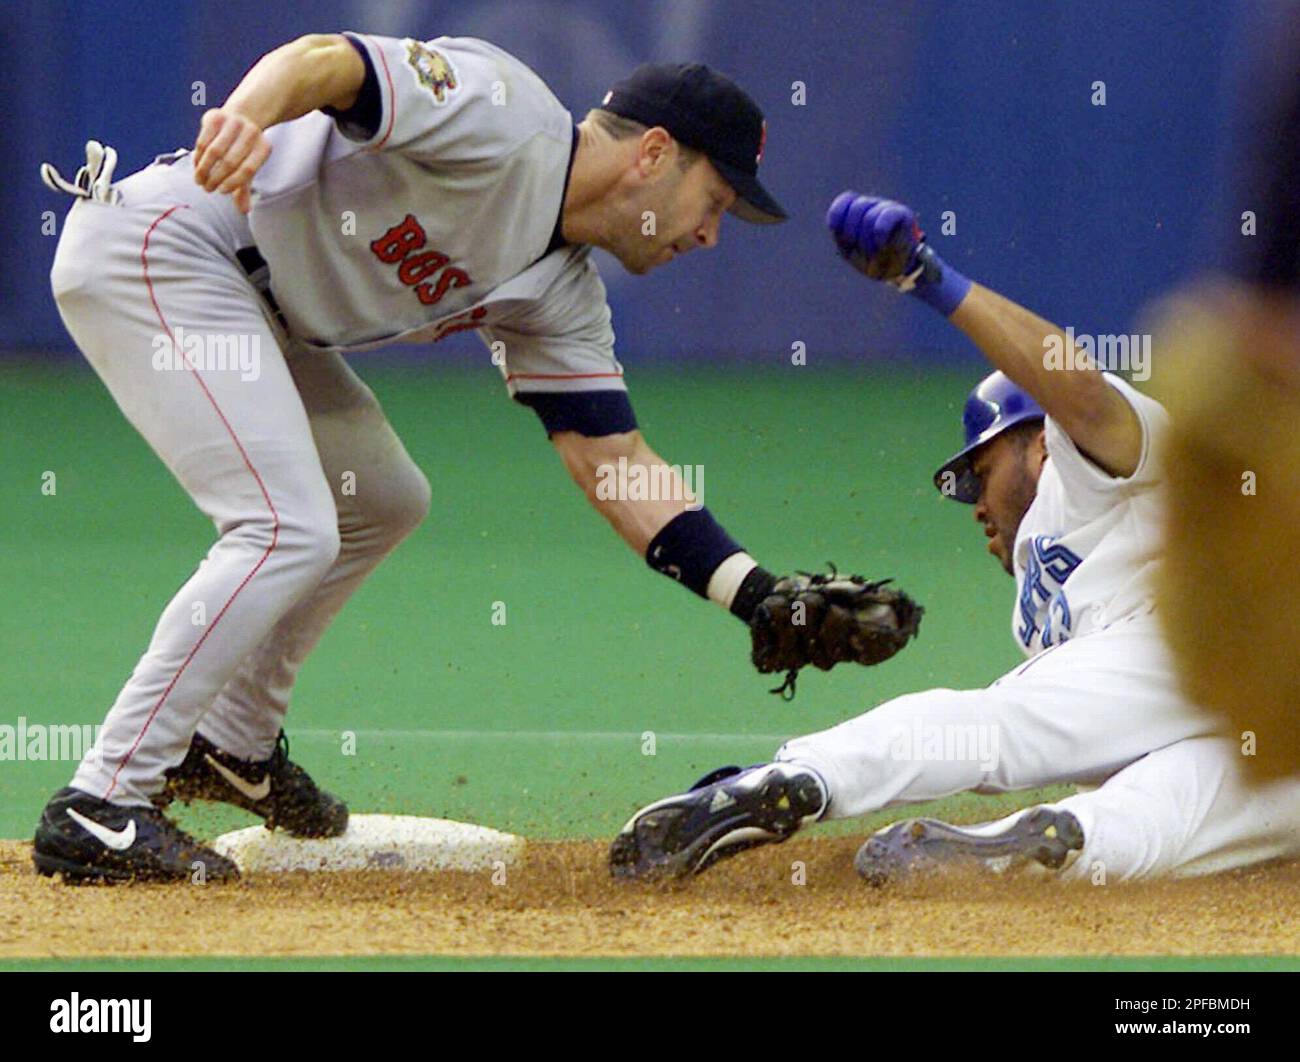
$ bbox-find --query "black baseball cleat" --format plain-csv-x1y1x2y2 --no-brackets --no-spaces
32,786,239,884
854,806,1085,886
609,762,827,880
158,730,348,838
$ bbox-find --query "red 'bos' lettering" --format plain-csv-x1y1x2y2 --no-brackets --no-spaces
432,306,488,343
370,214,425,262
398,250,449,285
418,267,470,306
371,214,472,309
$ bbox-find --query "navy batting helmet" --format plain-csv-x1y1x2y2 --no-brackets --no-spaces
933,371,1045,503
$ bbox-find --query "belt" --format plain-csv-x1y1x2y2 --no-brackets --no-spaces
236,246,290,334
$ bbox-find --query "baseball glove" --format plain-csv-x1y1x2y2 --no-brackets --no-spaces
751,566,923,698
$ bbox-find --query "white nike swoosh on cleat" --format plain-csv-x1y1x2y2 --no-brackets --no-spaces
205,755,271,801
67,808,137,851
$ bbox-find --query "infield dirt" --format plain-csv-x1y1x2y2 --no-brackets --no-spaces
2,838,1297,959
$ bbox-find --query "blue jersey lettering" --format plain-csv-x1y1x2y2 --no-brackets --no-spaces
1018,536,1083,647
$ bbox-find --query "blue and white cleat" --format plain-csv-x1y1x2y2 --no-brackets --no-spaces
855,806,1085,886
610,763,827,880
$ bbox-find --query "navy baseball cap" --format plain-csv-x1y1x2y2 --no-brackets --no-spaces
601,63,788,225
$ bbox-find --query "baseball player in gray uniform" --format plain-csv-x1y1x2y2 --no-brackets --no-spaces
33,31,891,883
611,193,1300,885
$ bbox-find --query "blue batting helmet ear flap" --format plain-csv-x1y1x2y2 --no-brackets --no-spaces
933,371,1045,503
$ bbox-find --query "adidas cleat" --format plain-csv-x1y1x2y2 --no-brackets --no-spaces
854,806,1085,885
609,762,826,880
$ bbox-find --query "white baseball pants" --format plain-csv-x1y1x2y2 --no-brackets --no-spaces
777,612,1300,879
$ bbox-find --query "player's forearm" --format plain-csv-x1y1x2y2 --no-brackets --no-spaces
827,193,1142,473
555,431,695,554
603,496,687,554
224,34,365,129
552,429,774,616
584,462,694,556
949,283,1141,475
949,283,1110,421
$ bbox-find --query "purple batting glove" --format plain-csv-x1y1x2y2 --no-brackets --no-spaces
827,191,972,317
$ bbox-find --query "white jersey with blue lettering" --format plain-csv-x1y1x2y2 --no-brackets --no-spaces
778,368,1300,881
1011,374,1168,655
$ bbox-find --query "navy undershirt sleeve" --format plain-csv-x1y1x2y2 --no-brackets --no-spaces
515,390,638,437
320,34,382,141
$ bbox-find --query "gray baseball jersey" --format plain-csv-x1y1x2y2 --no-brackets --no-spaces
252,32,626,403
48,32,634,810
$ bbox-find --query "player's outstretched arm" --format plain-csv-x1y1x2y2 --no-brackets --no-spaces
550,428,922,696
948,284,1141,477
193,34,366,212
551,429,695,555
827,191,1142,478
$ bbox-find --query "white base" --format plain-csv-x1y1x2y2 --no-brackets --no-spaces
211,814,524,873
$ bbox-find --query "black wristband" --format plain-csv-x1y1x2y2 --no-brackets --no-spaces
645,509,743,598
729,566,778,623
